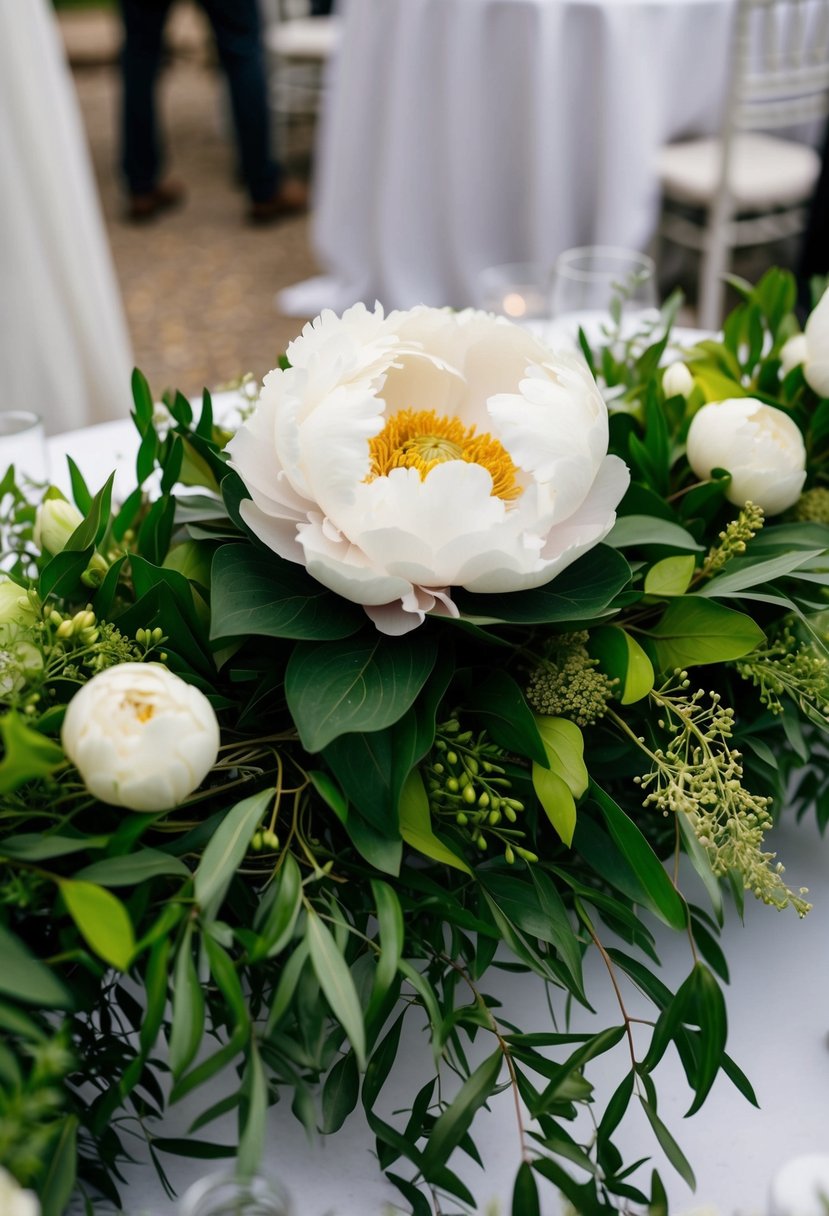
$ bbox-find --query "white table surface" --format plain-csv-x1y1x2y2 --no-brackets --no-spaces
47,390,829,1216
280,0,735,319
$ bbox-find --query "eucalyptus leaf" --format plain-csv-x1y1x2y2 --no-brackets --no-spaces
194,789,272,909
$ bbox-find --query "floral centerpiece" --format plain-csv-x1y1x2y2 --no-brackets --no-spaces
2,269,829,1215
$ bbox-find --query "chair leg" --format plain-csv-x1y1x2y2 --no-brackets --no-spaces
697,199,732,332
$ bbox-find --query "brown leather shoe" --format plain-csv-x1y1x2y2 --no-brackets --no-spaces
127,179,186,223
247,178,309,224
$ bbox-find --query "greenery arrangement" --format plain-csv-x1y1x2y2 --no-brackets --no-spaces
2,268,829,1216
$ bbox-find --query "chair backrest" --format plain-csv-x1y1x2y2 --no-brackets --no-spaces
728,0,829,131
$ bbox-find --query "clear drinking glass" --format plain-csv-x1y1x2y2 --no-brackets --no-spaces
0,411,48,485
549,245,658,327
475,261,553,323
177,1171,293,1216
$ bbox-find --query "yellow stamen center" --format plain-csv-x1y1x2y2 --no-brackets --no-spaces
367,408,522,501
123,695,155,723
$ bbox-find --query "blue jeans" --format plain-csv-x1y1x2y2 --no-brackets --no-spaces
119,0,279,202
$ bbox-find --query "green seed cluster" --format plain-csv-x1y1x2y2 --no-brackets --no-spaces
701,501,765,578
793,486,829,524
525,631,616,726
424,719,535,863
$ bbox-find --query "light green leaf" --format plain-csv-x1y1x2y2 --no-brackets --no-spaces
307,908,366,1070
696,549,825,597
646,597,765,671
589,626,654,704
169,928,205,1078
534,716,588,797
194,789,271,909
0,712,65,794
59,879,136,970
237,1041,267,1179
606,516,703,552
399,770,471,873
0,925,72,1009
367,880,404,1023
645,555,697,597
533,763,577,846
286,634,437,752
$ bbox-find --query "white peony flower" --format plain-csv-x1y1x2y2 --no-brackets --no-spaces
686,397,807,516
0,1167,40,1216
0,576,37,636
780,332,808,378
662,361,694,399
227,303,629,634
61,663,220,812
34,498,84,556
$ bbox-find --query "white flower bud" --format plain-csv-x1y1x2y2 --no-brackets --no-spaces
780,333,808,377
686,398,806,516
0,1167,40,1216
61,663,221,812
0,577,36,634
802,286,829,397
662,361,694,399
34,498,84,556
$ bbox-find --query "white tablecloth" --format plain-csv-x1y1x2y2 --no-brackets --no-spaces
280,0,735,318
45,415,829,1216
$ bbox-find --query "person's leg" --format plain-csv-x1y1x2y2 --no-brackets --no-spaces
118,0,175,196
198,0,279,204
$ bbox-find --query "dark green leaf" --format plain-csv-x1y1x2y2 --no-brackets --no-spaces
639,1098,696,1189
512,1161,541,1216
307,908,366,1069
238,1040,267,1178
75,849,190,886
0,712,65,793
39,1115,78,1216
421,1049,502,1176
169,929,205,1078
322,1051,359,1134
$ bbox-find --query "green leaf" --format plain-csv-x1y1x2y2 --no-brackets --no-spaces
639,1097,696,1189
533,763,577,846
0,711,65,793
131,367,154,431
237,1040,267,1179
286,633,438,752
0,925,72,1008
420,1049,502,1176
453,544,631,624
169,928,205,1078
589,626,654,704
0,832,108,861
210,544,363,642
685,964,728,1116
38,473,114,599
322,1051,359,1134
75,849,191,886
534,716,588,797
606,516,703,552
399,769,471,873
367,880,404,1024
471,671,547,766
513,1162,541,1216
645,597,765,672
66,456,92,514
251,852,303,961
58,879,136,970
194,789,271,909
39,1115,78,1216
696,549,826,598
644,555,697,597
306,907,366,1070
590,784,686,931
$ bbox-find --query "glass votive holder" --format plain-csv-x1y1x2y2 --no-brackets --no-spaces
177,1171,293,1216
549,245,658,321
475,261,553,323
0,411,48,486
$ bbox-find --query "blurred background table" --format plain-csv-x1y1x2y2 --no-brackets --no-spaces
280,0,736,317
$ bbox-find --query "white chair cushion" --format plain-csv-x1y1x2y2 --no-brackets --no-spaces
657,133,821,209
265,16,341,59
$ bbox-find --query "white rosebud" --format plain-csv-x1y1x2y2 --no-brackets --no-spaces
0,1167,40,1216
802,286,829,396
662,361,694,399
686,397,806,516
61,663,220,812
780,332,808,377
34,498,84,556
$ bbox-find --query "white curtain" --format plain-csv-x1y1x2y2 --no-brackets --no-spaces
0,0,133,435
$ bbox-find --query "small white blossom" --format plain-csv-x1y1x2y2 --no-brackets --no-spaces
61,663,220,812
686,397,806,516
0,1167,40,1216
662,360,694,399
34,498,84,556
